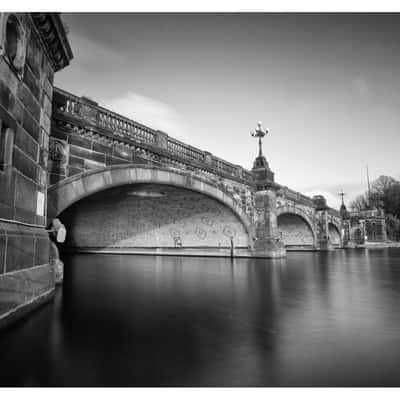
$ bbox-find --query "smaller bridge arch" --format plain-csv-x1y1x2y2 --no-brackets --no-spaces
276,205,317,250
327,217,343,247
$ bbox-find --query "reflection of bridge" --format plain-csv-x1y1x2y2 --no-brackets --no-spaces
48,88,342,257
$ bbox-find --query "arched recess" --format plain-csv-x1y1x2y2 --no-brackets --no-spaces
47,165,253,252
328,222,342,247
276,206,316,249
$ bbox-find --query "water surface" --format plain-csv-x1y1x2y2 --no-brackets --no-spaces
1,249,400,386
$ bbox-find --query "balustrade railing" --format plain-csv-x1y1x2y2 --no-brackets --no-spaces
53,87,252,184
167,137,205,163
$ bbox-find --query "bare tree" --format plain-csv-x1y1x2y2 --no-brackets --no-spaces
349,193,369,211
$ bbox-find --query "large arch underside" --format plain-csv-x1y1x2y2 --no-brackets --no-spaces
277,212,316,251
50,166,253,257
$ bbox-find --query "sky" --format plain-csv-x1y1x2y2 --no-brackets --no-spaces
55,13,400,209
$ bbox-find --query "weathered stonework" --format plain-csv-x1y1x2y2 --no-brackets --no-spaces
0,12,72,328
277,214,315,249
0,12,347,330
60,184,250,254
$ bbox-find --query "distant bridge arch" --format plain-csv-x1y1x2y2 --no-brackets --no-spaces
328,221,342,247
276,205,317,249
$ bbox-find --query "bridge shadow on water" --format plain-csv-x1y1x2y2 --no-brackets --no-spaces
1,250,400,386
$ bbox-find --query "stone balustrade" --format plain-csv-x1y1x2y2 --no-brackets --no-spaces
53,87,250,185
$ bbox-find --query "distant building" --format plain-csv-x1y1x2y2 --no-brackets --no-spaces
341,203,387,245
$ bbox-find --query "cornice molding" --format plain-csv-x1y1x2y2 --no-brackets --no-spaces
31,12,73,72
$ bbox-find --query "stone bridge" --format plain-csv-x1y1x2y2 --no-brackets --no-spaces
0,12,343,330
47,87,343,256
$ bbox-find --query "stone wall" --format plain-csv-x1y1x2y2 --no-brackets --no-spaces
49,118,149,185
59,184,249,253
0,12,71,327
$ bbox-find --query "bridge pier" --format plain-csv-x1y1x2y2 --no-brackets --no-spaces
314,199,335,251
251,189,286,258
249,123,285,258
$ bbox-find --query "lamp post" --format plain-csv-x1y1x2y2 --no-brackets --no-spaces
251,121,269,158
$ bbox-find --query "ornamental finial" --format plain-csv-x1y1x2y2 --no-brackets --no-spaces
251,121,269,157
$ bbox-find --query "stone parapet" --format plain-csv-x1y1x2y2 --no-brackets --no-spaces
51,87,253,187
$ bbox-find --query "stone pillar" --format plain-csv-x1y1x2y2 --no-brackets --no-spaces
252,188,285,258
315,209,332,250
155,130,168,149
313,195,334,250
204,151,213,165
249,132,285,258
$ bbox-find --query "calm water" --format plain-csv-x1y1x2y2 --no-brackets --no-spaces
1,249,400,387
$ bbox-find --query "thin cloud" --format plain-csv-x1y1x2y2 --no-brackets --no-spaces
67,32,124,65
104,92,188,141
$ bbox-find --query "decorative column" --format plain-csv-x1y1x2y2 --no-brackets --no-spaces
250,122,285,258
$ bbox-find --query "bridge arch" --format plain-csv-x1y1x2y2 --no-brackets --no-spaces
276,206,317,249
47,164,253,251
328,221,342,247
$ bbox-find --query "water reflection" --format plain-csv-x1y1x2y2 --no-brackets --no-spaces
1,250,400,386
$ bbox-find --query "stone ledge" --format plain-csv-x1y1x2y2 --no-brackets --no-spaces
0,287,54,332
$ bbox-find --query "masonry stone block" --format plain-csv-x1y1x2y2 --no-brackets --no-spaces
26,31,42,78
0,58,19,95
69,155,85,169
5,234,35,272
14,172,39,214
82,172,108,197
155,169,172,184
13,147,38,181
108,168,132,186
14,125,38,161
40,108,51,134
69,135,92,150
22,108,40,141
70,178,86,201
169,172,186,188
128,167,138,182
34,236,50,266
50,183,78,217
136,168,153,183
22,65,40,101
93,141,112,155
